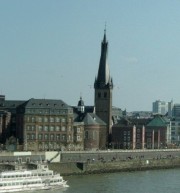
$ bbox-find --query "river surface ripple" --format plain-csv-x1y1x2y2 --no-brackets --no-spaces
33,168,180,193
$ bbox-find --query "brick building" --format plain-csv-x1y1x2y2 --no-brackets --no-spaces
146,115,171,149
112,115,172,150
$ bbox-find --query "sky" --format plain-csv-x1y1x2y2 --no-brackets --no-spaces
1,0,180,112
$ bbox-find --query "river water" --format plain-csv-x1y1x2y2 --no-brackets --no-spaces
63,169,180,193
32,168,180,193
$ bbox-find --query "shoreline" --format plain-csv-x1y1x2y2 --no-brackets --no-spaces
49,157,180,176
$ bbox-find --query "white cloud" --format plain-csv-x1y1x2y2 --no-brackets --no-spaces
123,56,138,64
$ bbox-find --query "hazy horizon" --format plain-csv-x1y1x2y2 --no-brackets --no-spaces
1,1,180,112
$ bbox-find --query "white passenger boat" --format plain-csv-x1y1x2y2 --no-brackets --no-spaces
0,177,50,193
0,163,68,193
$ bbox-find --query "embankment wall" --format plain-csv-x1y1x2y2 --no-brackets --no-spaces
1,149,180,175
49,157,180,176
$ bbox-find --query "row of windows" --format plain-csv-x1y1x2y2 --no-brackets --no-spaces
27,133,68,141
123,142,131,147
123,131,131,135
38,142,67,150
171,122,180,126
98,92,107,98
123,136,131,141
26,109,70,114
27,133,82,141
26,125,72,132
26,116,72,123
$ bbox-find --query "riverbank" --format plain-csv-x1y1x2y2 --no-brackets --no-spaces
49,157,180,176
1,149,180,176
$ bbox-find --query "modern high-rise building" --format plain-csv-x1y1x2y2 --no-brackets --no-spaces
152,100,169,115
152,100,173,117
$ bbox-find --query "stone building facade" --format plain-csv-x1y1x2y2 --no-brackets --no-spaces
16,98,74,151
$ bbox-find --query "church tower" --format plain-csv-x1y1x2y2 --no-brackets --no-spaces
94,30,113,145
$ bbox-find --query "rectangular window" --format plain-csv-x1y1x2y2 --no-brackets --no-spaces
55,117,60,122
44,126,49,132
44,117,48,122
38,134,42,140
38,117,42,122
31,125,35,131
61,126,66,131
77,135,81,141
56,134,60,140
62,118,66,122
44,134,49,140
50,126,54,132
50,117,54,122
38,126,43,131
31,134,35,140
62,134,66,141
55,126,60,131
50,134,54,140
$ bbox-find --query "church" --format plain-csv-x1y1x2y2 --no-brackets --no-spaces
0,30,115,151
0,31,170,151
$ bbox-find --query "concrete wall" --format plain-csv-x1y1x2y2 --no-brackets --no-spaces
1,149,180,176
49,157,180,176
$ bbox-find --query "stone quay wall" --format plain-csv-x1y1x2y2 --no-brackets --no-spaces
49,149,180,175
1,149,180,175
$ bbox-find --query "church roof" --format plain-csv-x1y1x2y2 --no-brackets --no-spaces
83,113,106,126
94,30,113,89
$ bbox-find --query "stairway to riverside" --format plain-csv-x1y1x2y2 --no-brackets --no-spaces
49,162,84,175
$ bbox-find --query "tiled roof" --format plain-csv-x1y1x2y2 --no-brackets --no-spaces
147,115,169,127
22,98,71,109
0,100,25,108
83,113,106,126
